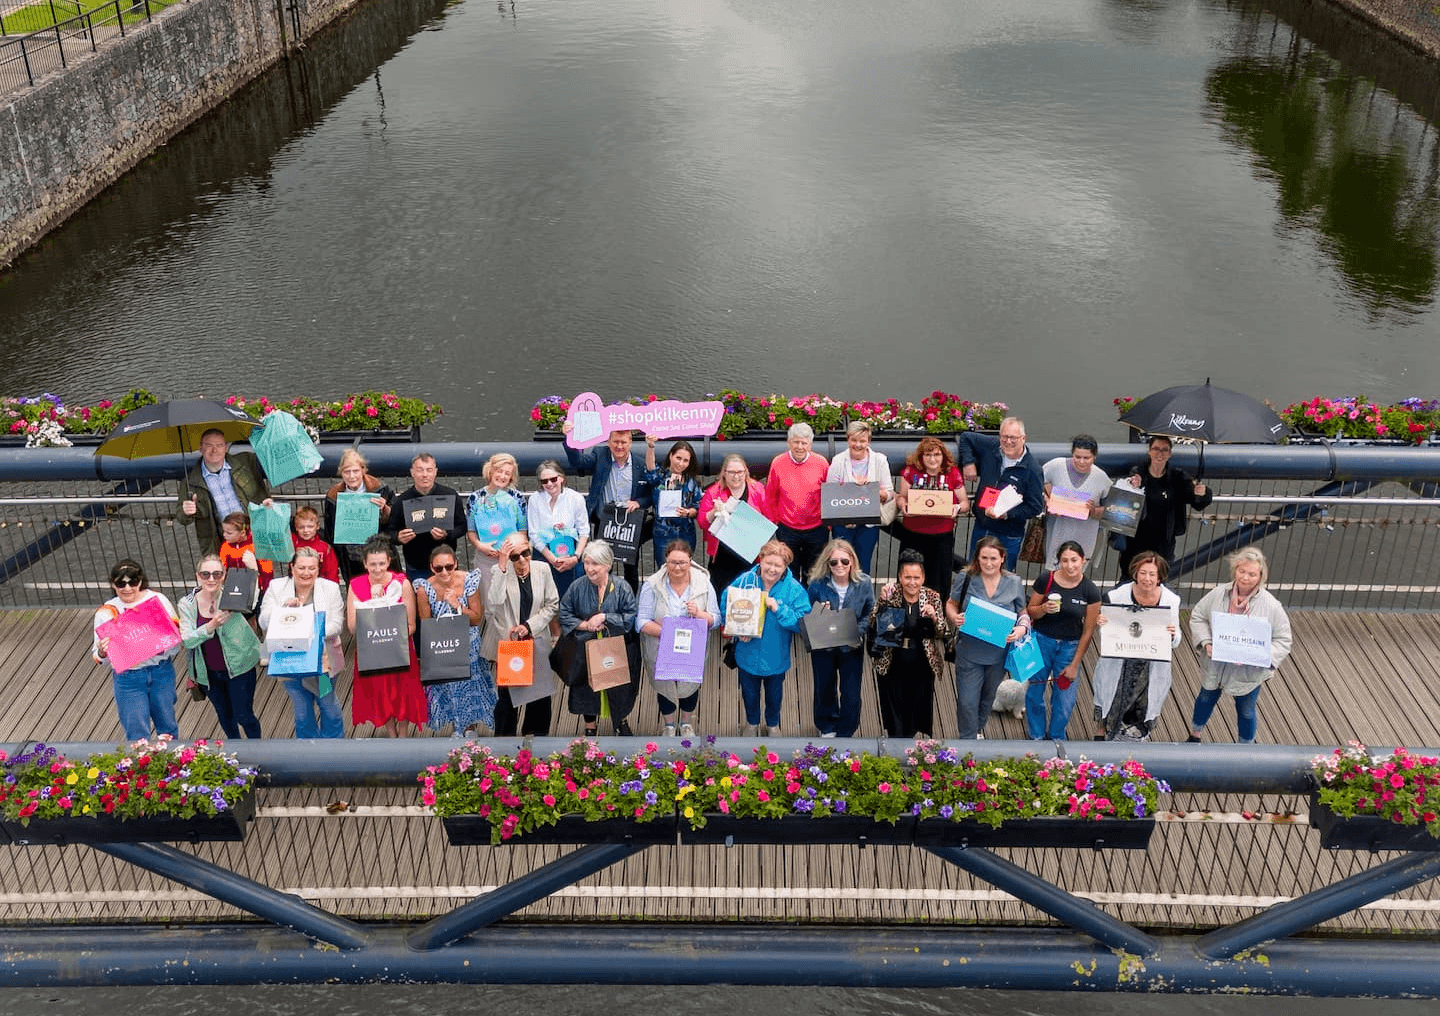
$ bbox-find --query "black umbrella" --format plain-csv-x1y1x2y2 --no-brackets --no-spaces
1119,380,1286,445
93,398,261,461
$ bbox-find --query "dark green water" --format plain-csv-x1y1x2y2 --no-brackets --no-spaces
0,0,1437,443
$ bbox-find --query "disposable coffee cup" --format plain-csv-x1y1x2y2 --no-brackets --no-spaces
1047,593,1062,612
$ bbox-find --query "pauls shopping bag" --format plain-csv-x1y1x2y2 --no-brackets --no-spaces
418,614,470,684
356,602,411,673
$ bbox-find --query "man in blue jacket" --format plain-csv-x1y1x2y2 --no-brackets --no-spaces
960,416,1045,570
565,428,653,586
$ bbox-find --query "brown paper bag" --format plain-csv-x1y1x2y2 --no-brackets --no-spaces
585,634,631,690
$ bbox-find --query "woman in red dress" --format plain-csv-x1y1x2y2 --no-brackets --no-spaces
346,536,427,736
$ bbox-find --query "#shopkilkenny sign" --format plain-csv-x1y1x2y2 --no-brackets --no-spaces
565,392,725,449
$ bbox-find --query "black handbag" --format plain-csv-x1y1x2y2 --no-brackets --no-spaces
597,506,644,566
549,630,590,688
418,615,470,684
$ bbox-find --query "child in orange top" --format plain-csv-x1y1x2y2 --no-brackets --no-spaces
219,512,274,596
291,506,340,585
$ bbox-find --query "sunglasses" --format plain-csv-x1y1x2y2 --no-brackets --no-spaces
540,476,562,486
197,570,224,580
830,559,851,567
432,563,457,573
509,549,532,562
113,576,141,588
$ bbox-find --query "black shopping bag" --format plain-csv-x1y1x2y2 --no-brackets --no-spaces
801,608,862,651
356,602,411,673
418,615,470,684
218,569,258,612
598,505,643,566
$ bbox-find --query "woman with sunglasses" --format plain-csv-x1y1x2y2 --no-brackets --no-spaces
91,559,181,742
526,460,589,598
485,533,561,736
638,539,719,737
179,553,263,739
414,544,494,738
805,538,874,738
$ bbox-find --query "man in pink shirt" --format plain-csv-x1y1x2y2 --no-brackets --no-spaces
768,422,830,578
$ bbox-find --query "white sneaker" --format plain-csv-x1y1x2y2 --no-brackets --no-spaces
1116,725,1147,742
768,726,782,737
663,723,677,738
820,731,837,739
679,722,696,738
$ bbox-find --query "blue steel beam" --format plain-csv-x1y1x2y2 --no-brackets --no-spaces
406,842,644,950
0,925,1438,994
9,439,1440,483
94,842,370,950
925,845,1161,956
1195,849,1440,959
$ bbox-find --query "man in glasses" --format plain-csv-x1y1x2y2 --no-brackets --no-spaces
960,416,1045,570
178,429,272,553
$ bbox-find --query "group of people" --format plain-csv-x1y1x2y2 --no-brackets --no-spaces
90,418,1291,746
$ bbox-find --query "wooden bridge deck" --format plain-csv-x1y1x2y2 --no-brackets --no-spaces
1,606,1439,932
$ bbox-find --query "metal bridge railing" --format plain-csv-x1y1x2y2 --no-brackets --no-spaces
0,479,1435,611
0,0,179,94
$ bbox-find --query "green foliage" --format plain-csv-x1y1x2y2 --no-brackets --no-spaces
0,737,257,824
1312,742,1440,837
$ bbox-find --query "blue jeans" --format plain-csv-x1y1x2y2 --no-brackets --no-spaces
830,524,880,576
969,527,1022,571
738,668,785,728
280,676,344,738
205,666,262,739
955,656,1007,740
112,659,179,742
811,647,863,736
1024,632,1079,740
1192,685,1262,743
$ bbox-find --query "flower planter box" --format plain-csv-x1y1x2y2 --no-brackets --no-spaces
678,814,916,846
1309,799,1440,852
316,426,421,444
914,816,1155,850
0,434,107,448
442,813,677,846
2,793,256,846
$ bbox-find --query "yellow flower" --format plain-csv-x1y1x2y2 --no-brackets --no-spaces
87,767,99,779
65,773,78,785
82,806,91,814
684,806,694,818
720,776,731,788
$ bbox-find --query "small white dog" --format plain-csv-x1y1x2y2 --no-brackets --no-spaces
992,678,1027,718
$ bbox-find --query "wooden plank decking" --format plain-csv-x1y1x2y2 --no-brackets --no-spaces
2,607,1439,931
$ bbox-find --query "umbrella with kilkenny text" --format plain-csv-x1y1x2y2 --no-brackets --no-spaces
1119,380,1287,445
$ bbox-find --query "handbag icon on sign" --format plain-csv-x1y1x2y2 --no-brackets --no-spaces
570,395,605,445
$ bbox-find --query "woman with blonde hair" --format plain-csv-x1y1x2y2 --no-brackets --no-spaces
1187,547,1291,744
468,452,527,563
805,538,873,737
698,452,773,597
720,539,811,737
323,448,394,584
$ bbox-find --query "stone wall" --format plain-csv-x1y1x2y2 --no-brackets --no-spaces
1336,0,1440,61
0,0,360,268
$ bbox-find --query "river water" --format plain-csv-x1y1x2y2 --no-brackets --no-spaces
1,0,1439,442
0,0,1437,1005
